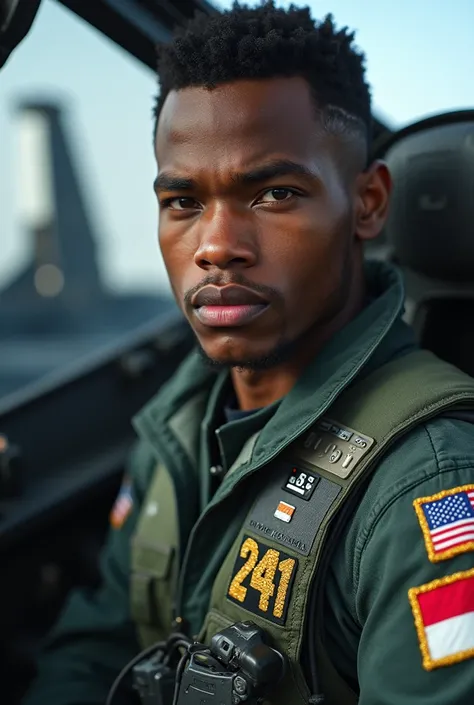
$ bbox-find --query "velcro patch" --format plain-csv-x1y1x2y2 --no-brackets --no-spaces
247,460,340,556
413,485,474,563
408,568,474,670
227,535,298,625
110,479,133,529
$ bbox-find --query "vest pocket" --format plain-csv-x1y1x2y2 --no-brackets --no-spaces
131,537,175,641
130,462,181,646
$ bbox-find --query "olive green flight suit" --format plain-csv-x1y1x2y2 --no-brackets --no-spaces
23,261,474,705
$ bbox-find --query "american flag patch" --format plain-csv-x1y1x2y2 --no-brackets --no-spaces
110,479,133,529
413,485,474,562
409,568,474,670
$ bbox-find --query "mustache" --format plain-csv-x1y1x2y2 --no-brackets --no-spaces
183,273,282,309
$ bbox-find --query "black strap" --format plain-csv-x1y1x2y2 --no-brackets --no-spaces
306,488,363,705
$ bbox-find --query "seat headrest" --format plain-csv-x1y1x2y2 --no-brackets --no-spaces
381,111,474,282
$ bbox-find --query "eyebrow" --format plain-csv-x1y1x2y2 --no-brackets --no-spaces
154,174,195,192
153,159,318,193
232,159,318,185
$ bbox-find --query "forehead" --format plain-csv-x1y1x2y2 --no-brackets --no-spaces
155,78,329,172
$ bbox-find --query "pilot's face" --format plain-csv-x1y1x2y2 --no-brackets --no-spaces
155,77,382,368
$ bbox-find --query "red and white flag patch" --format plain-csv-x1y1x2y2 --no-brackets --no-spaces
110,479,133,529
408,568,474,670
413,485,474,562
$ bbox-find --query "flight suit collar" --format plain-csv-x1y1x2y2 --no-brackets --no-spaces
133,261,415,482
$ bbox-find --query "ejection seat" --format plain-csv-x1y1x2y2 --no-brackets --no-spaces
370,111,474,376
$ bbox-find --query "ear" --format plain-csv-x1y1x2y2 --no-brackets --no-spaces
354,160,392,242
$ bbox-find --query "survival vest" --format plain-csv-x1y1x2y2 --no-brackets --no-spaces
130,350,474,704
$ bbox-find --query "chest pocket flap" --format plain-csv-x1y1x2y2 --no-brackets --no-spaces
130,463,179,642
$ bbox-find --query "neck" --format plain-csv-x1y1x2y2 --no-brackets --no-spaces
231,270,366,411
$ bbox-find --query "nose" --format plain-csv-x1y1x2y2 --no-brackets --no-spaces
194,205,258,271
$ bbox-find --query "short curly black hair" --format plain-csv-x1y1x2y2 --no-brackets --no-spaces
154,1,372,151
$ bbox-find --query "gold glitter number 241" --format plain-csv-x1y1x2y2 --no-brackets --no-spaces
228,537,296,618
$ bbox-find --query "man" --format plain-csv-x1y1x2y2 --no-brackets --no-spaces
23,3,474,704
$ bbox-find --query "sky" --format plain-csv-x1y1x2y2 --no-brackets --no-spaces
1,0,473,295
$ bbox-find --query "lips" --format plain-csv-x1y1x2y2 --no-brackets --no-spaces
191,285,269,328
191,284,268,308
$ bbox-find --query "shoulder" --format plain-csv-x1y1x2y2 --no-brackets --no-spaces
327,418,474,698
356,415,474,547
334,414,474,598
346,414,474,614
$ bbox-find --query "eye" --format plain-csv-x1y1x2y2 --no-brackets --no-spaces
162,197,201,211
258,188,296,204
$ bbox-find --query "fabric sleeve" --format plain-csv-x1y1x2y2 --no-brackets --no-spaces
22,441,157,705
355,458,474,705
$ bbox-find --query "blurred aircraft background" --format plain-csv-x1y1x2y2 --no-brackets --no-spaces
0,100,176,398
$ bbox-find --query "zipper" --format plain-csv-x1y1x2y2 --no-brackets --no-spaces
209,428,226,479
209,464,224,477
215,427,227,473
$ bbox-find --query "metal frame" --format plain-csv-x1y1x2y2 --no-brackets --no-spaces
0,0,42,67
58,0,218,68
